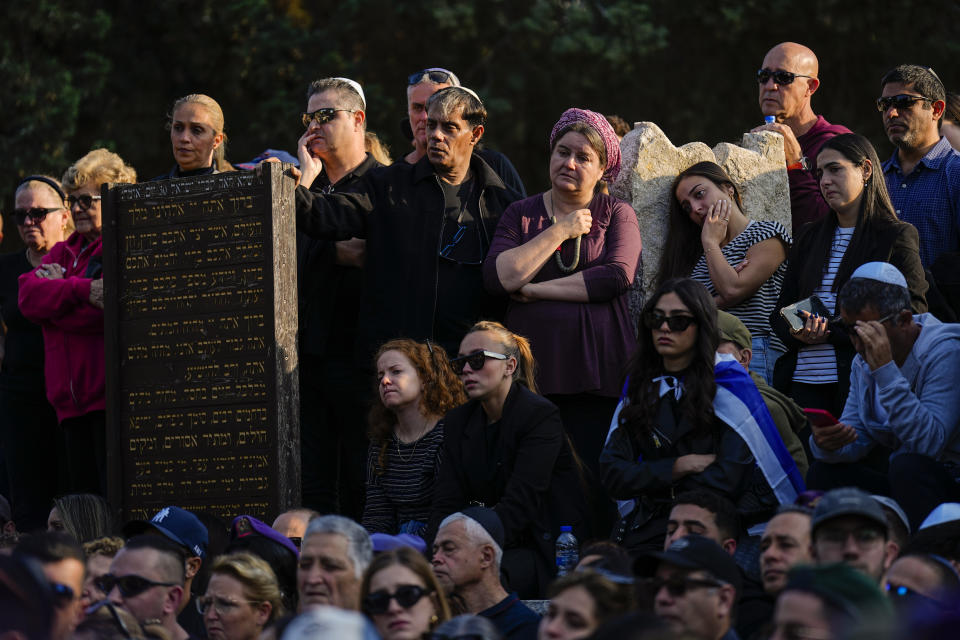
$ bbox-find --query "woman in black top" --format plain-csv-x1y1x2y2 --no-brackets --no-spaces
154,93,232,180
429,320,588,599
0,176,70,530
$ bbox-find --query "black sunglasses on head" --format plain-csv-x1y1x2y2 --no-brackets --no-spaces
94,573,177,598
876,94,933,113
363,584,430,614
757,69,813,86
450,349,508,375
12,207,62,224
643,311,697,332
66,194,101,210
407,68,456,86
301,108,355,128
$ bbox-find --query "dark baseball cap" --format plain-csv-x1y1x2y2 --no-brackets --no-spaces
637,535,742,595
123,506,208,559
812,488,889,535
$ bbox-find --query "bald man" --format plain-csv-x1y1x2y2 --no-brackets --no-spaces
751,42,851,228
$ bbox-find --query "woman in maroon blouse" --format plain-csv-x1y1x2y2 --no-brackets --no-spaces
483,108,642,480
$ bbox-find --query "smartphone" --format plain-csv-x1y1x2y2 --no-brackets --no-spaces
779,295,831,333
803,408,839,427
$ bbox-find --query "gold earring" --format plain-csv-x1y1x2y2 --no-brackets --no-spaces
430,615,439,625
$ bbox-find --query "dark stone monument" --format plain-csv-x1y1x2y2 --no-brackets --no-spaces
102,163,300,522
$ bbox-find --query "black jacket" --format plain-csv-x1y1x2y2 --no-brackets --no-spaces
428,384,589,568
295,154,521,356
769,217,927,405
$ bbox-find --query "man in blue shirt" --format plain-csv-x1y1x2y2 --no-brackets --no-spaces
880,64,960,268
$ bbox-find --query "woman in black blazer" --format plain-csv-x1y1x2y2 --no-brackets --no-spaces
428,320,588,599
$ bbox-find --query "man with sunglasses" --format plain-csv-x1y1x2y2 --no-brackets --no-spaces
805,262,960,529
106,535,193,640
13,532,86,640
639,535,741,640
292,86,522,358
295,77,382,520
751,42,851,230
879,64,960,268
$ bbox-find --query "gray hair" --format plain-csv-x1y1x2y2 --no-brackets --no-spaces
433,615,503,640
438,512,502,569
304,515,373,579
838,278,912,324
307,78,366,113
426,87,486,128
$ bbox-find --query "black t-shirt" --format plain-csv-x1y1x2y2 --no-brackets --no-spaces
0,251,46,392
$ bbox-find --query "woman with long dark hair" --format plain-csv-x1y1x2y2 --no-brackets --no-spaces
362,339,465,538
660,161,790,384
600,278,802,552
770,133,927,416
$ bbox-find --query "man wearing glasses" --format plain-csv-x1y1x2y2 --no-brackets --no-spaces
12,532,86,640
805,262,960,530
104,535,192,640
640,535,741,640
751,42,851,229
295,77,382,519
879,64,960,268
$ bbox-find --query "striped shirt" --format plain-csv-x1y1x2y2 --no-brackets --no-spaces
793,226,855,383
362,422,444,537
691,220,791,351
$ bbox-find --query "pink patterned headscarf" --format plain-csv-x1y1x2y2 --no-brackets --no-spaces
549,108,622,183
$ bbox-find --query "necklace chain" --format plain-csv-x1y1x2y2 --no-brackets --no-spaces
549,192,583,273
395,419,432,463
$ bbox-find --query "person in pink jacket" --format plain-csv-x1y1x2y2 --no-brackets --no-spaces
19,148,136,496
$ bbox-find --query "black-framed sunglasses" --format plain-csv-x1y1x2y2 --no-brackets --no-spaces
12,207,63,224
643,311,697,332
876,94,933,113
450,349,508,375
757,69,813,85
407,68,456,86
644,576,724,597
301,108,355,128
362,584,431,614
85,600,136,639
94,573,177,598
66,194,102,210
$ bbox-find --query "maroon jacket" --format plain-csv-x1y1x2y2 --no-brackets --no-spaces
19,232,104,422
789,115,852,229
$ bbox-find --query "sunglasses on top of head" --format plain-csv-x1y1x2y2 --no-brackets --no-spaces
643,311,697,332
757,69,813,86
407,68,457,86
450,349,508,374
363,584,431,614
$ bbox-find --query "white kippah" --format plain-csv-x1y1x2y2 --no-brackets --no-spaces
333,77,366,109
850,261,908,288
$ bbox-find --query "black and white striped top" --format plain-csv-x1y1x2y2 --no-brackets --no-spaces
361,422,444,537
793,226,855,384
691,220,791,352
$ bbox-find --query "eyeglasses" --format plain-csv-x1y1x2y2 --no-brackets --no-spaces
94,573,177,598
362,584,431,614
643,311,697,332
196,594,262,615
645,576,724,597
51,582,77,608
301,108,355,128
66,194,102,210
836,311,900,334
757,69,813,86
407,68,457,86
815,526,884,548
450,349,508,375
876,93,933,113
12,207,62,224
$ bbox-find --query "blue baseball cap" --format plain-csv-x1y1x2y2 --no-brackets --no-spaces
123,506,209,559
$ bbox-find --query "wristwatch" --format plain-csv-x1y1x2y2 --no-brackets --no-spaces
786,156,810,171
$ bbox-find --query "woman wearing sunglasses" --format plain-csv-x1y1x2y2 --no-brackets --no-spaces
200,552,285,640
660,161,791,385
154,93,233,180
359,546,450,640
0,176,70,531
770,133,927,418
600,278,804,552
363,339,465,538
429,320,589,598
483,108,641,482
19,149,136,496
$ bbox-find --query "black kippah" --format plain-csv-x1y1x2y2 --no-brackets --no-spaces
16,176,66,201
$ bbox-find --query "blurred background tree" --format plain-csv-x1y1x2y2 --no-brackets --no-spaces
1,0,957,247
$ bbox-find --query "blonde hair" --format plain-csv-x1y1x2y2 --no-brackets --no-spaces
61,148,137,192
209,552,286,622
364,131,393,165
465,321,538,392
169,94,233,171
83,536,125,558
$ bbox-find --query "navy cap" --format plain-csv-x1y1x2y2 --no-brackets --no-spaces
637,536,742,595
123,506,209,559
461,506,505,550
812,488,889,535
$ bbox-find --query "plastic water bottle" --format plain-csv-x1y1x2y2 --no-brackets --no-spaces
555,526,579,576
764,115,776,125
